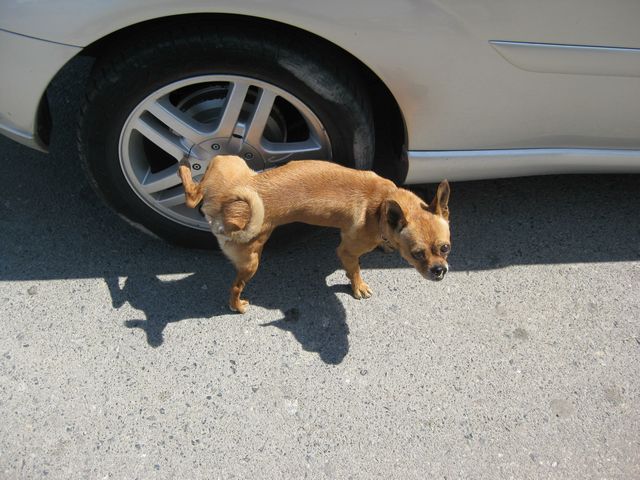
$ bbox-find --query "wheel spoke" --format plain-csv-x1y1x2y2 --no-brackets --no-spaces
213,81,250,138
146,97,211,145
260,139,327,165
156,190,187,208
245,89,277,145
141,164,182,194
133,116,189,160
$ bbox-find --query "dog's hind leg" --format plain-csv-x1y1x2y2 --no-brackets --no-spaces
178,157,203,208
223,232,270,313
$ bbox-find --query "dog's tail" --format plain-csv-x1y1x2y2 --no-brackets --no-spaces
225,186,265,243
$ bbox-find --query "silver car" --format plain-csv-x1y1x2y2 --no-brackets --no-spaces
2,1,640,246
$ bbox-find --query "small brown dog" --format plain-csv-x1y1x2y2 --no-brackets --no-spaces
178,155,451,313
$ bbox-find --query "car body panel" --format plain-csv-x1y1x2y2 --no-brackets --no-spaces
2,0,640,180
0,29,80,150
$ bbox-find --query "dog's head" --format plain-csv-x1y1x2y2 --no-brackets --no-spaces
381,180,451,281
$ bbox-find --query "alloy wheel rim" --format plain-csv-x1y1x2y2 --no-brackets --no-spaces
119,75,332,231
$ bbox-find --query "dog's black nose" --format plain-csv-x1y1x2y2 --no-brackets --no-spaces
430,265,446,279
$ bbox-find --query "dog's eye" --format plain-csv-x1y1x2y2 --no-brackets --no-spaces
411,250,425,261
440,244,451,255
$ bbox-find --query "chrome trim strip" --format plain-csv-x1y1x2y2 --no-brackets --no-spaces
490,40,640,77
405,148,640,183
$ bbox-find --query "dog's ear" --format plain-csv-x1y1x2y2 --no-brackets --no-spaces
384,199,407,231
427,179,450,220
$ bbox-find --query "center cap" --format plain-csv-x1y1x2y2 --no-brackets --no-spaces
188,137,265,172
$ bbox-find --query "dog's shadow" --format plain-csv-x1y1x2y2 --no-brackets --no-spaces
104,231,353,364
105,273,226,348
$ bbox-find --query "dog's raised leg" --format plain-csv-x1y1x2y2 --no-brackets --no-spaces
337,232,378,299
177,157,203,208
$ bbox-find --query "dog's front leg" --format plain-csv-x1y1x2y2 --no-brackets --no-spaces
337,234,377,299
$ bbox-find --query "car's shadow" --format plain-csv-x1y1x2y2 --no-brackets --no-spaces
1,57,639,364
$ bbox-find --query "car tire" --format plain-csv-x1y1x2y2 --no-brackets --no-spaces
77,21,374,248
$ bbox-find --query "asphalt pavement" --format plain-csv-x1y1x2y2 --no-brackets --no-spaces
0,59,639,479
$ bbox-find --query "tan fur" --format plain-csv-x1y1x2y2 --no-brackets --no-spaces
179,155,451,313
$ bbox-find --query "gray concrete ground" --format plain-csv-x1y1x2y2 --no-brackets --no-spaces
0,60,639,479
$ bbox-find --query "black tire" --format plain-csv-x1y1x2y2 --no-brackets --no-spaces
78,20,374,248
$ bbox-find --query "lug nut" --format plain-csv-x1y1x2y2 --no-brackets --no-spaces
244,152,254,160
211,144,220,150
192,163,201,171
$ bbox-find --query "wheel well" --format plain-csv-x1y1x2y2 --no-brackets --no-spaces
50,13,408,182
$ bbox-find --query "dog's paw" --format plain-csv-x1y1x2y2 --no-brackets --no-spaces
179,156,191,168
352,282,373,300
230,299,250,314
